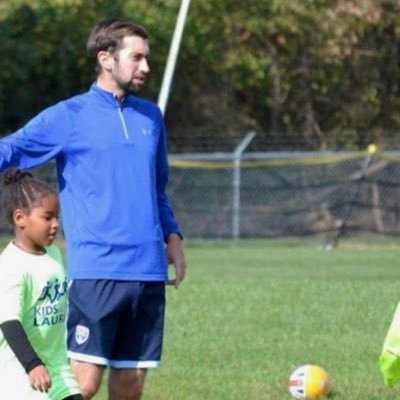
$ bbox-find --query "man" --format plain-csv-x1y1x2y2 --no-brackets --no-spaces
0,18,187,400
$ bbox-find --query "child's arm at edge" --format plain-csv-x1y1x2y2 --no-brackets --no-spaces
0,320,52,392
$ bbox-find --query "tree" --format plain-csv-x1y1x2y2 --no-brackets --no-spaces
1,0,400,151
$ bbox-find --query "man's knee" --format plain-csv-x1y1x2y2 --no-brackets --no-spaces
79,381,101,400
70,360,105,400
109,368,147,400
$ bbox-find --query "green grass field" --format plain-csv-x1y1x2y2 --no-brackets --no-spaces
69,238,400,399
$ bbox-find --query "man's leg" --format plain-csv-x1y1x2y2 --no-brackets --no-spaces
68,281,120,399
70,359,105,400
106,282,164,400
108,368,147,400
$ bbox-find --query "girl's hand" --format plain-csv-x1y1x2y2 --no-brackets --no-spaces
28,364,52,392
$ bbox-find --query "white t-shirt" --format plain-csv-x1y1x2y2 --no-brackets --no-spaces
0,242,80,400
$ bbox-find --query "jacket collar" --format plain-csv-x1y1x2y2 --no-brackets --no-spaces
90,82,123,107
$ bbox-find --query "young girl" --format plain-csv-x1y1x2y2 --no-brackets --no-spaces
0,169,82,400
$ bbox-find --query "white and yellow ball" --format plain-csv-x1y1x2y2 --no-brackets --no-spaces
288,364,330,399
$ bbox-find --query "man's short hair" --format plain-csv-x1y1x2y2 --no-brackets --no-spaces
87,18,148,71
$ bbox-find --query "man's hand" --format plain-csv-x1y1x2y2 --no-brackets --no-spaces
166,233,187,288
28,364,52,393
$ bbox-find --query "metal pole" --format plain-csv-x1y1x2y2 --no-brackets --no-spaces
327,151,374,249
157,0,192,115
232,131,256,239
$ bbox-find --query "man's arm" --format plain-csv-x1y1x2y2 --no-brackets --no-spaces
155,114,182,241
166,233,187,288
0,103,69,171
155,112,187,287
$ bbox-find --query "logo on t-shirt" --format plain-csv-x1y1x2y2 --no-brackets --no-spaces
75,324,90,345
38,278,68,303
33,278,68,327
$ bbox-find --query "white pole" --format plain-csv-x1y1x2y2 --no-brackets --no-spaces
157,0,192,115
232,131,256,239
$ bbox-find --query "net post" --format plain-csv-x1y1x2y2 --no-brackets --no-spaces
232,131,256,239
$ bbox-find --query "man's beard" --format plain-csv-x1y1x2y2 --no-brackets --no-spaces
115,76,144,95
122,81,142,94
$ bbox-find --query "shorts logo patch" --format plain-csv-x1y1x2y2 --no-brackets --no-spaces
75,324,89,345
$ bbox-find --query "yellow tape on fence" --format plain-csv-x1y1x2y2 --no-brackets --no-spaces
169,152,367,169
376,153,400,164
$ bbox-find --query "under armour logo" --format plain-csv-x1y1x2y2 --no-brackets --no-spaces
141,128,152,136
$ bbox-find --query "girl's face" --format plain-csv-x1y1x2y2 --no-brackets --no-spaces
14,193,60,254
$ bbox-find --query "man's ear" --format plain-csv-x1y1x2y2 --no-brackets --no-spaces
13,208,27,229
97,51,114,71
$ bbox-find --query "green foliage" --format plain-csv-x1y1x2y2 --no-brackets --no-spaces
0,0,125,131
1,0,400,150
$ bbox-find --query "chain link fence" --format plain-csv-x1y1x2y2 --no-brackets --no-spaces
1,150,400,241
168,150,400,240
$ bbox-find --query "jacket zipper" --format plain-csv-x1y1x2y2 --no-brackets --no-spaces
115,98,130,140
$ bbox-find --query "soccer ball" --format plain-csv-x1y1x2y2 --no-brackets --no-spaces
288,364,330,399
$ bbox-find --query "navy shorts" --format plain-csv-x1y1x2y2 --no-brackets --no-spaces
67,280,165,368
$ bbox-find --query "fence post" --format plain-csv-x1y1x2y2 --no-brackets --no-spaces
327,147,375,248
232,131,256,239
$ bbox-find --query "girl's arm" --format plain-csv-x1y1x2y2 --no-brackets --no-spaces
0,320,52,392
0,319,43,372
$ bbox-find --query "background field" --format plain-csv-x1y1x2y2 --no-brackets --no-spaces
89,238,400,399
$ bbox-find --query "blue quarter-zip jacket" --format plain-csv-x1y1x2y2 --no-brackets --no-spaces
0,84,181,281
